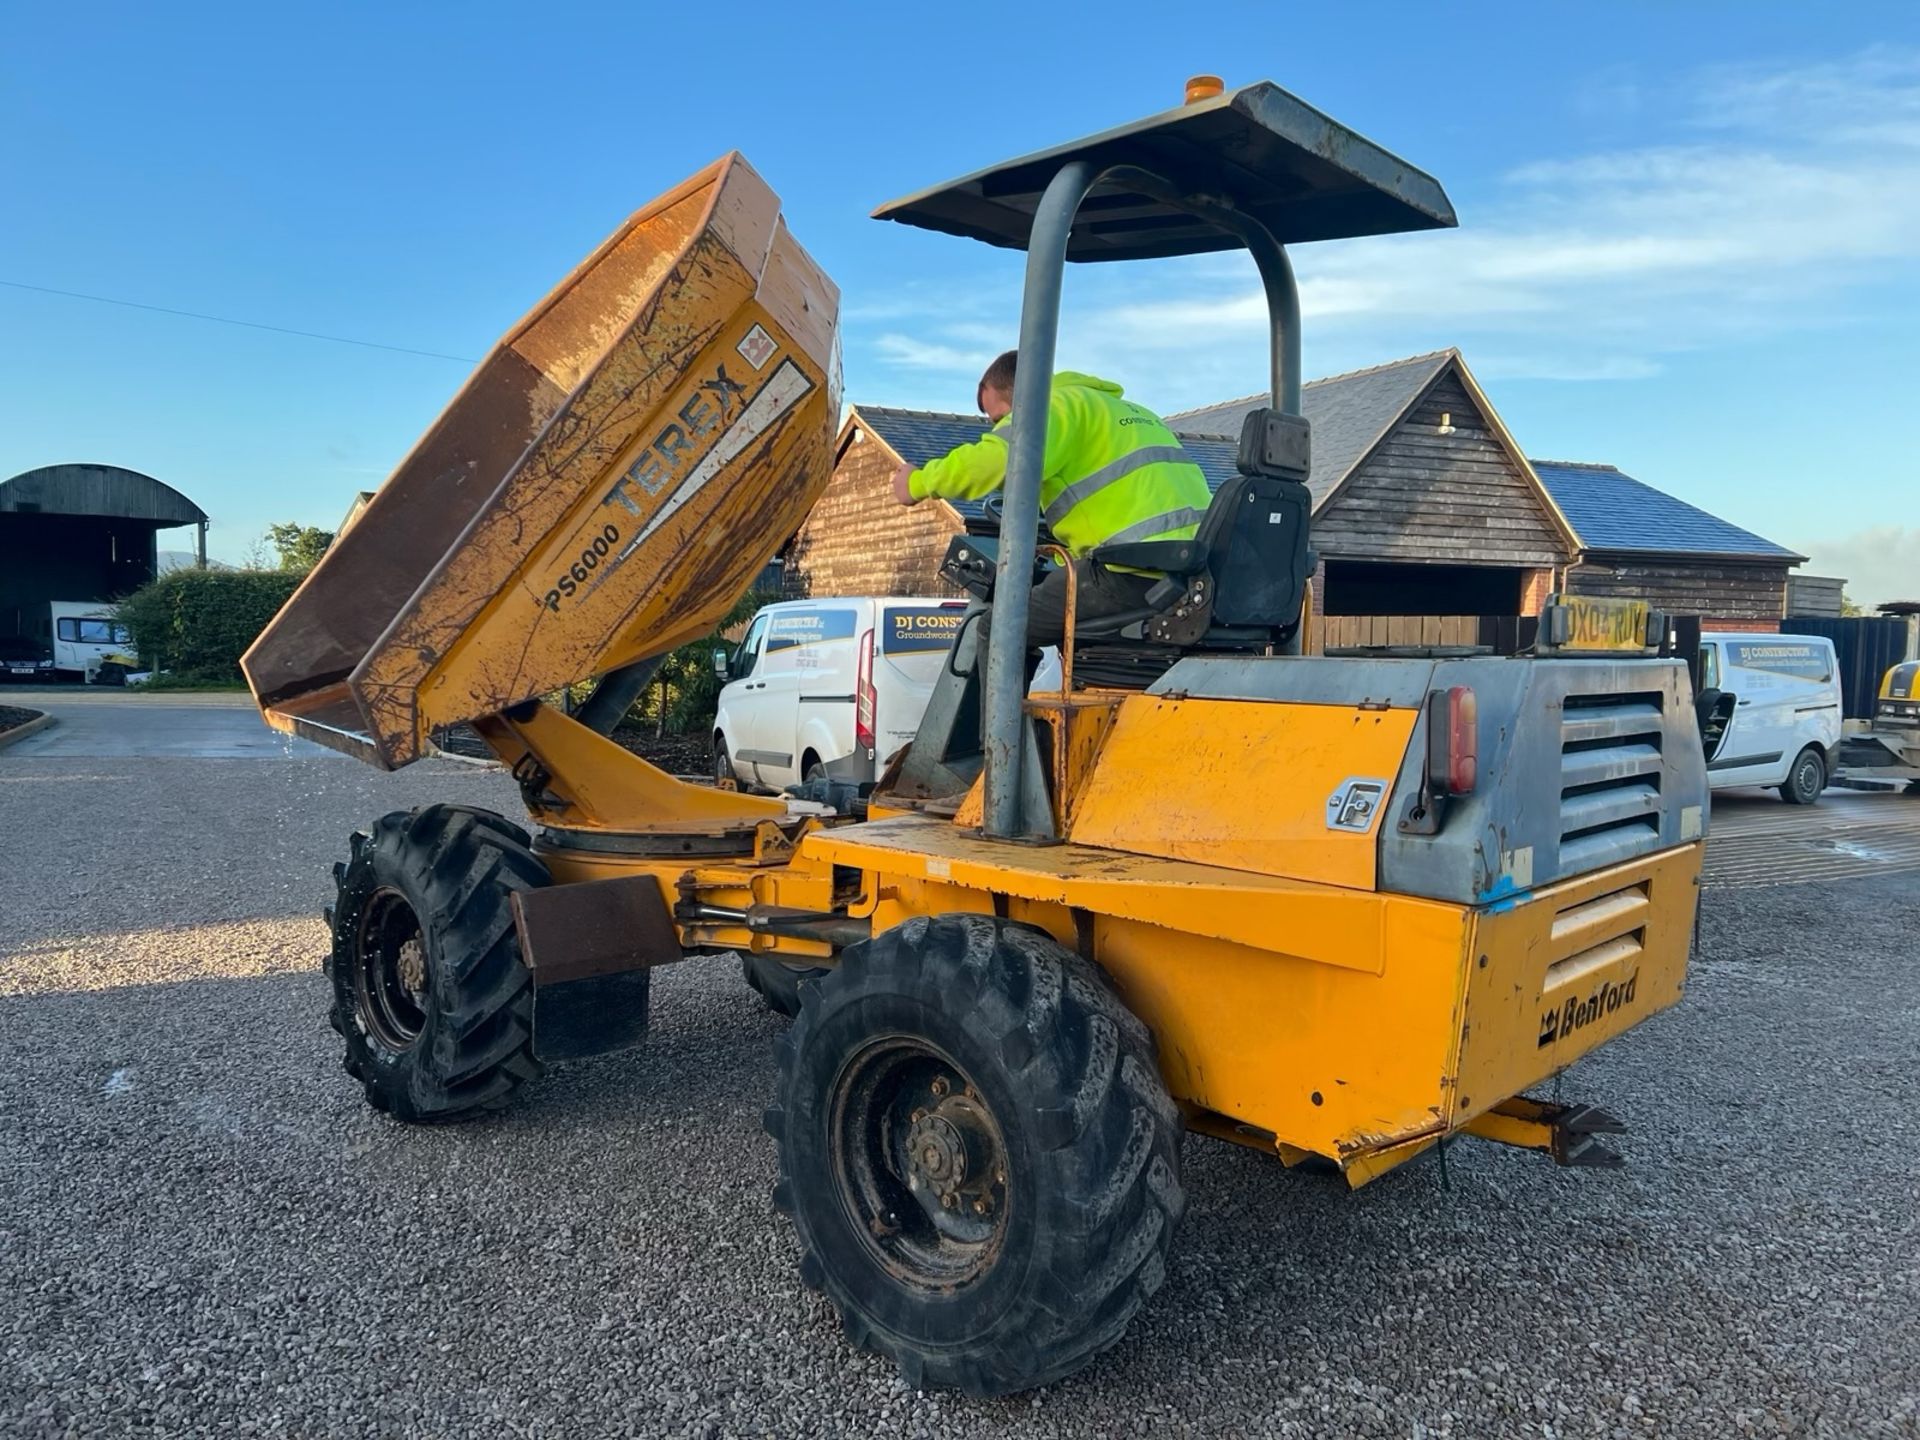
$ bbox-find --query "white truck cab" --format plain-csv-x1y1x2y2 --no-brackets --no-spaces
713,597,967,791
1697,632,1842,804
50,601,138,684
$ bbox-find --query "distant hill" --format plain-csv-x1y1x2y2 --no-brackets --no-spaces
157,551,234,574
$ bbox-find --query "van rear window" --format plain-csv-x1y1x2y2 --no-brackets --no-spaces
1727,641,1831,682
883,606,966,654
764,609,855,653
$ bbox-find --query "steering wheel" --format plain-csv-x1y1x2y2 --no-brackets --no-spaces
979,491,1059,547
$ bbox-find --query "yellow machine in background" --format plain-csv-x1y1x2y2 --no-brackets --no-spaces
247,83,1708,1396
1838,660,1920,793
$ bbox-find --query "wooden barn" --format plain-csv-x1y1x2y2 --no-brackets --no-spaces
782,348,1804,638
1170,350,1573,625
1531,460,1804,631
781,409,1239,599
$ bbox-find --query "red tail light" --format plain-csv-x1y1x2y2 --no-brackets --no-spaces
1441,684,1477,794
855,628,876,754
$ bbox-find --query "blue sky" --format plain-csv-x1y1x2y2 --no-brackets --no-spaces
2,4,1915,601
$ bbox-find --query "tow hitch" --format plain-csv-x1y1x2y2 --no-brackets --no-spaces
1463,1094,1629,1168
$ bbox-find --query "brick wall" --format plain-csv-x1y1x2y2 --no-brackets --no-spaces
1520,567,1554,615
784,435,964,598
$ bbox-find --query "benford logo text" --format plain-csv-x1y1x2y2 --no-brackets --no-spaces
1538,971,1638,1048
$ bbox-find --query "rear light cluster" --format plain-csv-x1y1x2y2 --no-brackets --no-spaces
1431,684,1478,795
855,628,876,755
1398,685,1476,837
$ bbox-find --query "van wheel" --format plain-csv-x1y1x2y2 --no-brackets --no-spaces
714,737,738,790
802,751,826,784
1780,746,1826,805
764,914,1185,1395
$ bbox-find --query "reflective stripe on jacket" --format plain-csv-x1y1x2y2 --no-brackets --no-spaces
907,371,1211,560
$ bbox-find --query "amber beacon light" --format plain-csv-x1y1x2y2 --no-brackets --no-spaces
1184,74,1225,104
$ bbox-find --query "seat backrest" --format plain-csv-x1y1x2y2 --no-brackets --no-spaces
1201,472,1313,629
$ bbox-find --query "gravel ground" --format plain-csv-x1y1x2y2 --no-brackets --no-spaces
2,749,1917,1438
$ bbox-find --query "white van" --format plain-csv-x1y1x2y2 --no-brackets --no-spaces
50,601,138,684
1697,632,1842,804
713,597,968,790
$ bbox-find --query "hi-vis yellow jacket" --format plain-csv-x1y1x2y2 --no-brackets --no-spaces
908,371,1211,559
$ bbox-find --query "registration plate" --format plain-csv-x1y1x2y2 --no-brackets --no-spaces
1542,594,1652,653
8,667,34,676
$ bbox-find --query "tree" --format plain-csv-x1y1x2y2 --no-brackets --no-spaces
265,523,335,573
635,587,773,737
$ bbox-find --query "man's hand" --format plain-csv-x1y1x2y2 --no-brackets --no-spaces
891,463,918,506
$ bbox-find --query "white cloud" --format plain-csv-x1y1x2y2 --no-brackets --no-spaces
871,333,995,372
850,47,1920,403
1793,525,1920,610
1694,44,1920,144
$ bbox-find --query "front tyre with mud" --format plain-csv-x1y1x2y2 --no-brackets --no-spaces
764,914,1185,1396
326,805,548,1122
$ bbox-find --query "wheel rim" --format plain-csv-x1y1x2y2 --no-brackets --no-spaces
354,886,429,1051
1799,755,1821,798
829,1036,1011,1291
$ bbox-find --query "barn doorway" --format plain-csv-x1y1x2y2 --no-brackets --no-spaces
1322,560,1525,617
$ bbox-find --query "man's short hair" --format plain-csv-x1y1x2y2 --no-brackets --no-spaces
976,350,1017,413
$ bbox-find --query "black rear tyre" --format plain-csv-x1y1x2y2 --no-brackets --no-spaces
1780,746,1826,805
742,953,831,1018
764,914,1185,1396
326,804,547,1121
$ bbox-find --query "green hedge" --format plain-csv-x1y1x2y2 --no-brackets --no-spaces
117,569,303,686
623,588,774,736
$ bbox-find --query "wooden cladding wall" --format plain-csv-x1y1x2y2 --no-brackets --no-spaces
1785,574,1847,619
1309,614,1482,652
1312,374,1569,569
783,436,963,599
1566,555,1788,623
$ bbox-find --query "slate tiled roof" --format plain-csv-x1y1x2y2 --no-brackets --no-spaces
850,405,1241,522
1167,350,1455,508
853,360,1801,566
1530,460,1804,561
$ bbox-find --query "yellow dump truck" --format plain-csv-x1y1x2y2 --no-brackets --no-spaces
245,84,1709,1396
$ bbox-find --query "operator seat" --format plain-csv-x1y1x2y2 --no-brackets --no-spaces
936,406,1316,690
1081,406,1314,652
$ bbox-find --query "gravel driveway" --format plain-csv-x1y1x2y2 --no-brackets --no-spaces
2,712,1917,1437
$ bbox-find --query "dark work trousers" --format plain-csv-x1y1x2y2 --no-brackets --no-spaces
976,557,1159,713
1022,558,1160,649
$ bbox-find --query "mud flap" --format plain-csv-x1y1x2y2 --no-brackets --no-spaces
511,875,680,1062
